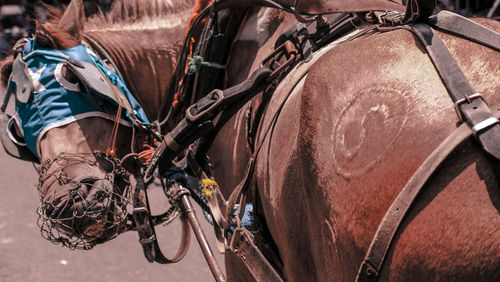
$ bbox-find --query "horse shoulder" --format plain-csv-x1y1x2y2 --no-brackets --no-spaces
257,27,500,281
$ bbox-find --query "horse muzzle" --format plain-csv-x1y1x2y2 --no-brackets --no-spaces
37,152,131,249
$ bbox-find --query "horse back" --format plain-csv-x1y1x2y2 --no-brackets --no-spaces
255,23,500,281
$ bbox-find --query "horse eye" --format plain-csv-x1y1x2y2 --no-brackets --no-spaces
54,63,81,92
61,65,80,84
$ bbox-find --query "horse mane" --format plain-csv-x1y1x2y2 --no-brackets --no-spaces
34,5,81,50
37,0,196,47
85,0,196,32
0,0,197,88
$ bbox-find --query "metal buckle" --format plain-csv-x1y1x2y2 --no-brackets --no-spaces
133,206,149,215
471,117,499,134
454,93,485,122
185,89,224,122
261,40,298,81
139,235,157,245
377,11,405,26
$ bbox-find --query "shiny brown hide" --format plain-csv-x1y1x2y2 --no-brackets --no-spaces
210,11,500,281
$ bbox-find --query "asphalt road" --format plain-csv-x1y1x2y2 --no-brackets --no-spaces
0,147,225,282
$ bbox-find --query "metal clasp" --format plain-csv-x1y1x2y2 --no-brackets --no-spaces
185,89,224,122
139,235,157,245
454,93,485,122
376,11,405,26
261,40,298,81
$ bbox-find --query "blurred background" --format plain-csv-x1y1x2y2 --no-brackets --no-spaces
0,0,113,60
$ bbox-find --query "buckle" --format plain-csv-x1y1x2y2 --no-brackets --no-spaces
454,93,485,122
376,11,405,26
139,235,157,245
185,89,224,122
471,117,499,134
133,206,149,215
261,40,298,81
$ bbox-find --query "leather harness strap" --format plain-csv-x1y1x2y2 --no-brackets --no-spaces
131,169,191,264
228,228,284,281
357,13,500,281
412,23,500,159
356,122,476,281
428,11,500,52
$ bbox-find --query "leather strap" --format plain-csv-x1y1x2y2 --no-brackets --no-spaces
411,23,500,160
358,17,500,281
131,170,191,264
356,122,474,281
228,227,284,281
145,67,272,180
427,11,500,52
404,0,436,23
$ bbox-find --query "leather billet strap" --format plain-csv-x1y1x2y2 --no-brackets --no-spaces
131,171,190,264
410,23,500,159
357,16,500,281
228,228,284,282
356,120,476,281
427,10,500,52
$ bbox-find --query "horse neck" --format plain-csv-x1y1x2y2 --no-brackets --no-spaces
84,21,188,121
226,8,292,85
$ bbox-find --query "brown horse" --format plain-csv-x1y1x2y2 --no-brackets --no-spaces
1,0,499,281
211,7,500,282
0,0,197,247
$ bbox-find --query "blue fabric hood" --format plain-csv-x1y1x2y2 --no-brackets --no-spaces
10,39,149,157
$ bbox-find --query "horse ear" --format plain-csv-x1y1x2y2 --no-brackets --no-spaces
57,0,85,41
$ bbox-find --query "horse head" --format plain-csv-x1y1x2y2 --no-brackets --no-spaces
0,0,193,249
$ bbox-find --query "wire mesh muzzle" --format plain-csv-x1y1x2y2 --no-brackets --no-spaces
36,152,132,250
